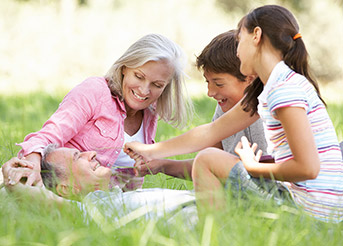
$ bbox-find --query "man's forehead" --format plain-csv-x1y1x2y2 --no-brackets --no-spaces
46,147,77,163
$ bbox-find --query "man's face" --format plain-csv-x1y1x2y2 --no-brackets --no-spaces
46,148,112,196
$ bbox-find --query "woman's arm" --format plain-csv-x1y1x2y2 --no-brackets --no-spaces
3,164,67,205
2,156,42,186
18,78,101,158
236,107,320,182
21,153,43,186
125,99,258,161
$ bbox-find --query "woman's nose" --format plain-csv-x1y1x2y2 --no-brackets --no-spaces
138,82,150,95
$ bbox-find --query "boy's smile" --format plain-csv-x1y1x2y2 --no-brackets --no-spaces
204,71,249,112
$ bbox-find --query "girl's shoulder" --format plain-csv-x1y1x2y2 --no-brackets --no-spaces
271,69,307,93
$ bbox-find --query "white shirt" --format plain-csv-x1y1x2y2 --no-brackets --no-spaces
114,122,145,168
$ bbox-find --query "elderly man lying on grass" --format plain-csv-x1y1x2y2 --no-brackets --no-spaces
1,144,197,229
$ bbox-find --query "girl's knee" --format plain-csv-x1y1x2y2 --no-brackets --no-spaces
192,147,240,181
194,148,217,167
192,148,219,178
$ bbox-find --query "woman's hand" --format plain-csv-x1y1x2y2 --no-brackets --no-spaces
234,136,262,172
2,157,43,187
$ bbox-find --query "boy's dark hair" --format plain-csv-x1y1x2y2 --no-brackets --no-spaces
196,30,246,82
40,144,64,190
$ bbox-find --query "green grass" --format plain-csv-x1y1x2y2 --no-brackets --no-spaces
1,92,343,245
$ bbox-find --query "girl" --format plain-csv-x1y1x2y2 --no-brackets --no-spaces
6,33,193,191
125,5,343,222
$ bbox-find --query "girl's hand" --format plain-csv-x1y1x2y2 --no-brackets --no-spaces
234,136,262,171
124,141,154,161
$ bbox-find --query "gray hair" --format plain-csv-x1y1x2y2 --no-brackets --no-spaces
40,144,65,190
104,33,193,128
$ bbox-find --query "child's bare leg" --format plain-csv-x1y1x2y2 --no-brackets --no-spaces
192,147,239,210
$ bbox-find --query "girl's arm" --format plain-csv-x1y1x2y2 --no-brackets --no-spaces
125,99,259,160
237,107,320,182
135,142,223,179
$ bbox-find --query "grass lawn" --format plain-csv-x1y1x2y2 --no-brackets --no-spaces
0,91,342,245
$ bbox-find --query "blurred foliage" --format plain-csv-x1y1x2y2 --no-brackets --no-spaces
216,0,310,14
1,0,342,95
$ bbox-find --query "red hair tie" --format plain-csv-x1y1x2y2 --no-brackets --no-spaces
293,33,302,40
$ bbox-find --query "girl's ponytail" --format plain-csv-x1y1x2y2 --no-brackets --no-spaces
284,36,326,106
239,5,326,115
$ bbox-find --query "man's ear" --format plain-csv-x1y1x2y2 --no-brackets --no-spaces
253,26,262,45
56,183,81,198
56,183,70,198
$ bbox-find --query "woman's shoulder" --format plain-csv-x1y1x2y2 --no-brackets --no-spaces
60,77,113,111
78,77,109,91
69,77,110,98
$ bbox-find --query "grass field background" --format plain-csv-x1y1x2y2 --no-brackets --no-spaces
1,92,343,245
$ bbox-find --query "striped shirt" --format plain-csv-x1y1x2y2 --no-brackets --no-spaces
257,61,343,222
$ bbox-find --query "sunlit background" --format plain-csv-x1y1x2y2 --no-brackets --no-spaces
0,0,342,101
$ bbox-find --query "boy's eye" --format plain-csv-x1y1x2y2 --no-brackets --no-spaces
216,83,224,87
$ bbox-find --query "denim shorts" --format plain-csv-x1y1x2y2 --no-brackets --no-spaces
225,161,293,205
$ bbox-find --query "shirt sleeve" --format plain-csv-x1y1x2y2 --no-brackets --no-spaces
17,78,103,157
267,81,309,116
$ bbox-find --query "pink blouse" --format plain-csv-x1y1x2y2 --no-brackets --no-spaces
17,77,158,169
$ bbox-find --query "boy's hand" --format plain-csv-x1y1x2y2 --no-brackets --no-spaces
134,158,163,177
